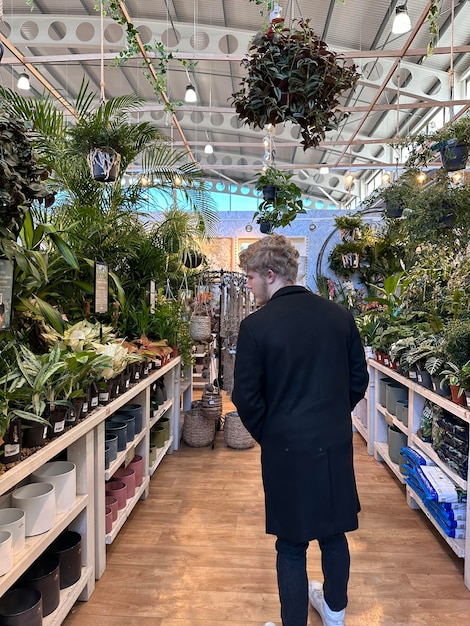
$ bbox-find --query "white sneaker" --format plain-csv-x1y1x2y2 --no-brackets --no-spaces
309,580,345,626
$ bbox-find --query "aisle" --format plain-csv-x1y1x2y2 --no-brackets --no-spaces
64,399,470,626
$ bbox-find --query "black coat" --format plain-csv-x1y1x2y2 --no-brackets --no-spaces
232,286,369,542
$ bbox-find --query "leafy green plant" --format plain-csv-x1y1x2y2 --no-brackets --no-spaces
231,18,359,149
252,167,305,229
443,318,470,368
334,214,364,231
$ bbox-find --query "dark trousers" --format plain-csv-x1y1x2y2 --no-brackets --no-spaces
275,533,350,626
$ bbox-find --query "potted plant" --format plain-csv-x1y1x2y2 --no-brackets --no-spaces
231,17,360,149
252,167,305,232
334,213,364,241
0,106,49,234
67,84,164,182
402,115,470,171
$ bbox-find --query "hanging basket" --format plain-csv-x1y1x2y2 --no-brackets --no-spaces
87,147,121,182
190,314,212,342
341,252,360,269
223,411,255,449
438,139,469,172
183,401,216,447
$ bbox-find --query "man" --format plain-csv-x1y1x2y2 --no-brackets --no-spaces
232,234,369,626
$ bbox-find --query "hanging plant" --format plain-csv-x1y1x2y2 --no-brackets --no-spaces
231,18,360,150
252,167,305,230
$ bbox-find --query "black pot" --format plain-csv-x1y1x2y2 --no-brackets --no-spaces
384,202,404,218
120,403,143,433
22,423,48,448
416,368,433,390
67,398,84,425
259,220,273,234
105,421,127,451
0,418,22,464
47,530,82,589
262,185,276,202
19,553,60,617
0,588,42,626
439,139,469,171
105,433,118,461
110,413,135,443
46,405,68,438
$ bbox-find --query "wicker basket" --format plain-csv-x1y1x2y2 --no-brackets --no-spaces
183,401,216,447
189,315,212,342
201,387,223,420
223,411,255,449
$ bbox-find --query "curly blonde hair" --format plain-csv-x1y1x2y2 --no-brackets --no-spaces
238,234,299,283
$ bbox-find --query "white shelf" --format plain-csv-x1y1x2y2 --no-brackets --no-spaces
374,442,406,484
407,486,466,558
43,566,94,625
0,494,88,596
149,436,174,476
369,358,470,590
150,399,173,429
105,477,150,544
105,425,147,480
352,415,368,442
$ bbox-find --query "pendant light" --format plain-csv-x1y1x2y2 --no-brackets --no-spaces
392,4,412,35
17,72,30,90
184,68,197,102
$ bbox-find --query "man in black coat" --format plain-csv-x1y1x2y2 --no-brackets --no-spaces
232,234,369,626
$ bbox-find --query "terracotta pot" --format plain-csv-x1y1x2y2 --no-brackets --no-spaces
450,383,468,406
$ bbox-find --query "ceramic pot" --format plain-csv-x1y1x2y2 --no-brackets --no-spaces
385,383,408,416
19,553,60,617
127,455,144,487
105,480,127,509
387,425,407,464
47,530,82,589
12,483,56,536
105,496,118,522
378,377,394,407
151,425,166,448
121,404,143,433
105,445,111,470
0,530,13,576
149,445,158,465
110,413,135,442
0,508,26,554
113,467,136,498
31,461,76,514
105,421,127,451
159,417,171,442
105,506,113,534
450,383,467,406
0,588,42,626
105,433,118,461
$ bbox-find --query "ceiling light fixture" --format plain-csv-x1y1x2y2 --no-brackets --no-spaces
344,172,355,189
184,67,197,103
17,72,30,90
416,171,427,184
204,144,214,154
392,4,412,35
319,166,329,175
381,171,392,185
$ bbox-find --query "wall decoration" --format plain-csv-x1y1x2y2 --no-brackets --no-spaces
200,238,233,272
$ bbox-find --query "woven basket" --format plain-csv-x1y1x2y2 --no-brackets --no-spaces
183,401,216,447
190,315,212,342
223,411,255,449
201,387,223,420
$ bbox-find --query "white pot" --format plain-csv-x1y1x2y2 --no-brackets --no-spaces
0,530,14,576
0,508,26,554
31,461,76,514
12,483,56,536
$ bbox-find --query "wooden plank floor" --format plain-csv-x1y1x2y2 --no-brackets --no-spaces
64,393,470,626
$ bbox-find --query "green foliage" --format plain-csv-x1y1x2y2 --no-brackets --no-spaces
443,318,470,368
231,18,360,149
253,168,305,229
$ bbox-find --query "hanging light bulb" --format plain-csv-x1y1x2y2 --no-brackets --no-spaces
451,170,463,184
392,4,412,35
173,175,183,187
416,171,427,184
185,84,197,103
17,73,30,90
381,171,392,185
204,144,214,154
319,166,329,175
344,172,355,189
139,175,149,187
